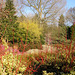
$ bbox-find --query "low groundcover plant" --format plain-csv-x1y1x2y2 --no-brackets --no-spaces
0,39,27,75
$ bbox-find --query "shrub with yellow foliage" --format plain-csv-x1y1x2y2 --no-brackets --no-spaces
18,20,43,43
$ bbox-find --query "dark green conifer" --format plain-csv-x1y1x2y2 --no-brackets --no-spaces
1,0,19,42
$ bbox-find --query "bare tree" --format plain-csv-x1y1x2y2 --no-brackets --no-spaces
18,0,66,24
1,0,66,26
66,7,75,24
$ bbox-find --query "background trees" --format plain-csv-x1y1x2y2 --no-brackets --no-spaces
0,0,45,47
18,0,66,26
71,23,75,41
49,14,66,44
0,0,74,45
66,7,75,41
19,0,66,44
66,7,75,24
58,14,65,27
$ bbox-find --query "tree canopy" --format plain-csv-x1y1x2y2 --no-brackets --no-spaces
16,0,66,26
66,7,75,24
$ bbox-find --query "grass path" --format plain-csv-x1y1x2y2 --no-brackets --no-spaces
24,45,57,55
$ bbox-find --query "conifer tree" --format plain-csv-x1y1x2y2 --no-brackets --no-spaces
1,0,19,42
59,14,65,27
55,14,66,43
71,22,75,41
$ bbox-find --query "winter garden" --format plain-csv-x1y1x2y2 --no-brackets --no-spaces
0,0,75,75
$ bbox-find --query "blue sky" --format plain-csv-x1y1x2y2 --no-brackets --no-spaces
66,0,75,9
